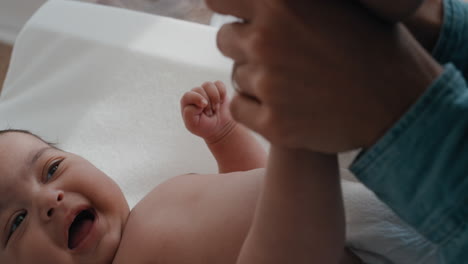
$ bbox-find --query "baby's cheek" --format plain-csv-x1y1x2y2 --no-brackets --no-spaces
16,232,71,263
96,174,128,212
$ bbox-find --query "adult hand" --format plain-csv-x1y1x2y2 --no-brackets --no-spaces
206,0,443,153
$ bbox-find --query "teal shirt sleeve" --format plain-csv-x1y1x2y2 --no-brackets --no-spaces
350,64,468,263
432,0,468,77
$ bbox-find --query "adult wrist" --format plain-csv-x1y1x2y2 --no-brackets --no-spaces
359,0,425,22
404,0,444,51
361,25,443,149
350,65,468,253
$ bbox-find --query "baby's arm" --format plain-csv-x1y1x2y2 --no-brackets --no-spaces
181,81,267,173
237,147,345,264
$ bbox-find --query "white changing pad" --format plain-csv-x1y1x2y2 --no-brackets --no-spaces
0,0,238,207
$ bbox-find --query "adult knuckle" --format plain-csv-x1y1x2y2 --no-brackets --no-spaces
216,25,232,55
247,29,272,58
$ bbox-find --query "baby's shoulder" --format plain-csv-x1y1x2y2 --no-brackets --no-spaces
112,170,264,264
112,194,196,264
112,174,224,264
113,182,200,264
111,205,167,264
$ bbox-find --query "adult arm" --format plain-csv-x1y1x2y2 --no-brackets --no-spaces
237,147,345,264
356,0,468,77
359,0,425,22
405,0,468,77
351,64,468,262
351,2,468,261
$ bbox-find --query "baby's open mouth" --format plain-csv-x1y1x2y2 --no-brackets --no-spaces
68,209,96,249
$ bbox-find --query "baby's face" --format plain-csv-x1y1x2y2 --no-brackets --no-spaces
0,132,130,263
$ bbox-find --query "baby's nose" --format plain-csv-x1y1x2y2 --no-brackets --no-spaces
40,190,64,219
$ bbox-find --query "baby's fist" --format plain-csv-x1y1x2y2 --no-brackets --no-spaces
181,81,234,141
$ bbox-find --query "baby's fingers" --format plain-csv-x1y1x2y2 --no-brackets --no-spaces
201,82,221,111
182,105,203,132
214,81,227,103
180,91,209,110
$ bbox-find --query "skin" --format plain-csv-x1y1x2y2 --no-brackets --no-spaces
206,0,444,153
404,0,444,51
358,0,425,22
0,132,129,264
114,81,358,263
0,82,359,264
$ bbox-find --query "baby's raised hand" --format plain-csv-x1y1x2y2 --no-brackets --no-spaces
181,81,234,142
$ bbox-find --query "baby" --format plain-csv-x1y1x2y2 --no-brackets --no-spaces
0,81,436,264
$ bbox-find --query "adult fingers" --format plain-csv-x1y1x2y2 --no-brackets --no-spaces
230,94,264,135
232,63,258,99
205,0,254,21
217,22,249,62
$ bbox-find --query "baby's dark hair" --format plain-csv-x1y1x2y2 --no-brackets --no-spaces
0,129,58,148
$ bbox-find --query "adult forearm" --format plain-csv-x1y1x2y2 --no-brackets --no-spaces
404,0,444,51
356,24,443,149
351,64,468,262
359,0,425,22
236,147,344,264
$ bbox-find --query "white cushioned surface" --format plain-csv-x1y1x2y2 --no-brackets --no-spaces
0,0,238,208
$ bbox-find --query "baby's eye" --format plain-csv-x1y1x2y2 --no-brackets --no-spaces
8,212,27,242
46,160,62,182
